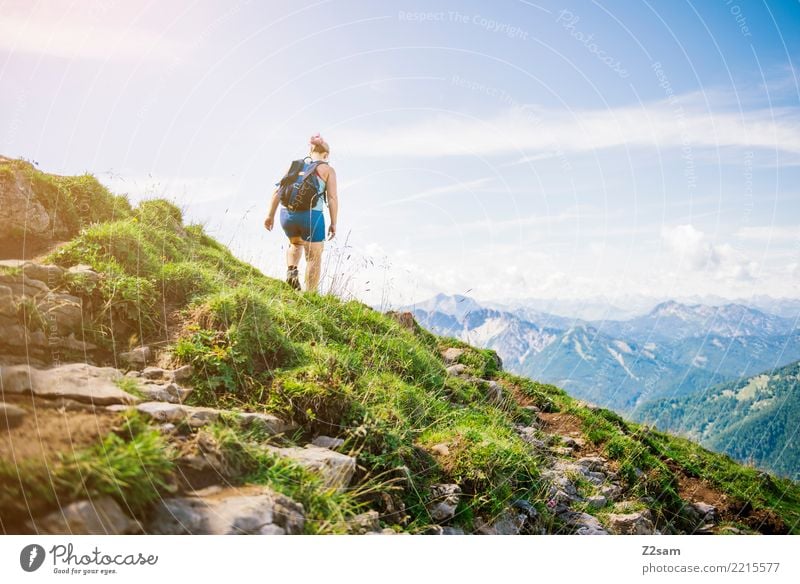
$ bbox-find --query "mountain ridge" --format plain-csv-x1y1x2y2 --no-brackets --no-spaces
1,156,798,535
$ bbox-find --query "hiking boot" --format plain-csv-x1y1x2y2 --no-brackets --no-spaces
286,265,301,290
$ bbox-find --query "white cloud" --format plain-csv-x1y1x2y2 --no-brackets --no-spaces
336,94,800,159
661,224,757,281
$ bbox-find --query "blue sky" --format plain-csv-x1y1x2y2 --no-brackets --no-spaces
1,0,798,307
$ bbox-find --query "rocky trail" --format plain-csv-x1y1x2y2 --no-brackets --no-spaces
0,257,780,535
2,155,796,535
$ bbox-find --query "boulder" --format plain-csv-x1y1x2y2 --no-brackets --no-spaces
119,346,152,370
601,484,623,502
172,364,194,382
0,401,26,429
120,402,220,427
141,366,171,380
239,412,296,435
386,310,418,331
347,510,381,534
0,362,139,405
0,167,61,240
28,497,141,535
586,495,607,509
446,364,466,377
147,485,304,535
576,456,607,472
22,262,65,286
266,444,356,491
477,509,527,535
427,483,461,523
441,347,464,364
66,264,101,285
37,294,83,334
607,510,656,535
561,511,609,535
312,435,346,450
0,284,15,320
691,501,717,523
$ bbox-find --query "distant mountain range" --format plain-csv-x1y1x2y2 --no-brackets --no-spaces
404,293,800,413
635,360,800,481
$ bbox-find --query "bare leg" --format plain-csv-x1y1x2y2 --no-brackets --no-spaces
304,241,324,293
287,237,305,267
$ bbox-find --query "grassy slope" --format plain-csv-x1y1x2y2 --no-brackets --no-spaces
2,157,799,534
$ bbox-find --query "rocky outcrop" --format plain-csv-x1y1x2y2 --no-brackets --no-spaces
28,497,142,535
147,485,305,535
607,509,656,535
109,401,295,435
1,362,140,405
427,483,461,523
0,164,69,244
266,444,356,491
0,261,99,360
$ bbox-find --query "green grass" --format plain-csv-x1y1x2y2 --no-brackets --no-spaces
0,412,174,526
5,156,799,535
206,423,365,534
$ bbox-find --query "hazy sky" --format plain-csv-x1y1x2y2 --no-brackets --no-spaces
1,0,798,307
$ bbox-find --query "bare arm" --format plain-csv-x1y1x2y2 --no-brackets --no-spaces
325,167,338,239
264,189,280,230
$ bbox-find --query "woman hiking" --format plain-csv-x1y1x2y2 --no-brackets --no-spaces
264,133,338,293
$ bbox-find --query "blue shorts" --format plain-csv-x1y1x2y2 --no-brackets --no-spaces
280,207,325,242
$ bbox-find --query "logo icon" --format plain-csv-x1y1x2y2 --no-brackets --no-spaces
20,544,46,572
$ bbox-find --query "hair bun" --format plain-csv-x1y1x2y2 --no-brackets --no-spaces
310,133,324,146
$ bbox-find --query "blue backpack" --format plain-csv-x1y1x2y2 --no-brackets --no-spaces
277,157,327,211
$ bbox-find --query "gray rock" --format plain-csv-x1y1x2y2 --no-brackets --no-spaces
0,284,15,319
126,402,221,427
347,510,380,534
564,511,609,535
119,346,152,370
0,401,26,429
147,485,304,535
141,366,171,380
691,501,717,523
28,497,141,535
586,495,607,509
441,347,464,364
601,484,623,502
440,526,465,535
239,412,295,435
22,262,64,286
172,364,194,382
0,167,59,240
446,364,466,376
576,456,607,472
428,483,461,523
312,435,345,450
266,444,356,491
607,510,655,535
0,362,139,405
138,385,180,403
486,509,527,535
66,264,101,285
